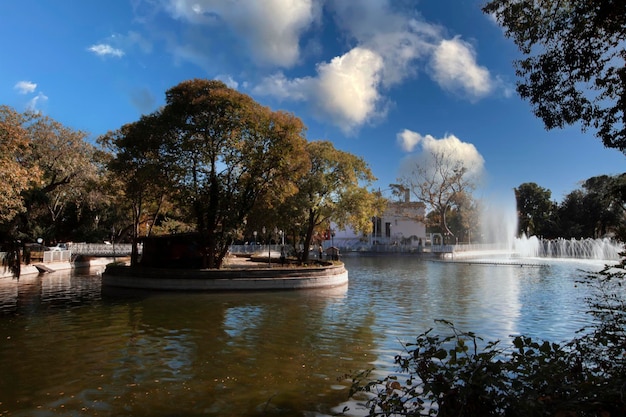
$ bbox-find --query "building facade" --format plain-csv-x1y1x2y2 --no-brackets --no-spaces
330,193,426,251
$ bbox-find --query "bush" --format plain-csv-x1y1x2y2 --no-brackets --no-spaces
349,261,626,416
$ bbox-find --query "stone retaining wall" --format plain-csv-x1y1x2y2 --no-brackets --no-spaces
102,263,348,291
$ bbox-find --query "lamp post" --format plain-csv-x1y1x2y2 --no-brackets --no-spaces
253,231,257,245
279,229,284,246
331,229,335,248
263,227,270,267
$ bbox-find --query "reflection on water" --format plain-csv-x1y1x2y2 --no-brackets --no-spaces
0,256,606,416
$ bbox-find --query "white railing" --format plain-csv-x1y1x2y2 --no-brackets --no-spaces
229,244,284,255
43,250,71,263
453,243,512,252
430,244,455,253
68,243,138,256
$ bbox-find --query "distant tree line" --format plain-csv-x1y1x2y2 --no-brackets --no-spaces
515,175,626,240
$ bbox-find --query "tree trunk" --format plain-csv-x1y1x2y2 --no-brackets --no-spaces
301,209,317,263
130,199,141,266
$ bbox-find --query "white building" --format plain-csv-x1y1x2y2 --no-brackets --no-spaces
330,192,426,251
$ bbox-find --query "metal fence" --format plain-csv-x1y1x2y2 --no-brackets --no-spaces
68,243,137,256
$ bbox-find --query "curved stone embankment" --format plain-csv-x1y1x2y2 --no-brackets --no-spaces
0,257,122,279
102,262,348,291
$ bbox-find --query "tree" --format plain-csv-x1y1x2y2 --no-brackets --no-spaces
278,140,384,263
582,175,626,238
0,106,99,244
449,192,481,243
558,189,589,238
13,111,98,243
0,106,42,277
0,106,101,274
0,106,40,225
398,150,478,243
483,0,626,151
99,113,174,265
110,79,310,269
514,182,556,237
555,174,626,239
608,173,626,240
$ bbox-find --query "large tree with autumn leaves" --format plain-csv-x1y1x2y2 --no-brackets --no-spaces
103,79,310,268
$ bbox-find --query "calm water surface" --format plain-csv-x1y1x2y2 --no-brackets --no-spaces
0,255,606,416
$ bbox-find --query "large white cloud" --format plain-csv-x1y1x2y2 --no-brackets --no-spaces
429,36,493,99
163,0,318,67
397,130,485,181
311,47,385,132
254,47,385,134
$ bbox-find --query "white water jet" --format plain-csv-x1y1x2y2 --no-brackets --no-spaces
479,197,518,250
478,192,624,261
513,235,623,260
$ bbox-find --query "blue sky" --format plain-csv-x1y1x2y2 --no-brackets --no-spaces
1,0,624,205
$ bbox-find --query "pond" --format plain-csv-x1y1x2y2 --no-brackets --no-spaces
0,254,608,416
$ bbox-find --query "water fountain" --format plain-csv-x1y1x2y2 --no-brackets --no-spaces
478,195,624,261
513,235,623,260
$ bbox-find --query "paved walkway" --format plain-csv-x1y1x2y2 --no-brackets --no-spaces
222,254,313,269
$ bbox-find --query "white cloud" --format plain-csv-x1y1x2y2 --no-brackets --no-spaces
311,47,385,132
429,36,493,99
328,2,440,88
397,129,423,152
254,47,385,134
215,74,239,89
398,130,485,181
14,81,37,94
329,2,499,104
87,32,150,62
253,2,498,132
252,72,310,101
26,92,48,112
163,0,319,67
88,43,125,57
13,81,47,112
157,0,499,132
